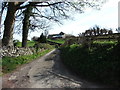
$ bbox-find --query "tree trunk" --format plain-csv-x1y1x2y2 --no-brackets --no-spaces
22,6,33,47
2,3,17,47
0,5,2,47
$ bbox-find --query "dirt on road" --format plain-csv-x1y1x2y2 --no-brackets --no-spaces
2,49,109,88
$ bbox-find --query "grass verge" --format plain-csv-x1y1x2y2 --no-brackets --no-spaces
2,48,54,74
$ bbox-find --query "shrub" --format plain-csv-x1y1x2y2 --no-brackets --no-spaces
13,39,20,47
38,33,47,43
34,43,53,53
60,43,120,87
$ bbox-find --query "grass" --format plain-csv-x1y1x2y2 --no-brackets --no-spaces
16,41,35,47
60,42,120,87
15,41,21,47
93,40,118,44
16,39,65,47
2,48,54,74
47,39,65,44
27,41,36,47
0,59,2,76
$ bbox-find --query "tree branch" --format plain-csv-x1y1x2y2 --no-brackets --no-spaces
17,2,63,9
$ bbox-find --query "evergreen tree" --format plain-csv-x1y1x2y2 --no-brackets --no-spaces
38,33,46,43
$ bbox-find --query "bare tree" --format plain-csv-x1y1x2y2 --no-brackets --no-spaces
2,0,105,46
15,7,51,47
22,6,33,47
2,2,24,46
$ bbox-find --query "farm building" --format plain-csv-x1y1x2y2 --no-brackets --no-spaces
48,32,65,39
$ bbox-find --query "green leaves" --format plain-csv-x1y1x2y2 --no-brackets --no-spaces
60,43,120,86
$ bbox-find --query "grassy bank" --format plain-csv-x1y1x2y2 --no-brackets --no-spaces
60,42,120,87
2,48,54,74
47,39,65,44
93,40,118,44
16,41,35,47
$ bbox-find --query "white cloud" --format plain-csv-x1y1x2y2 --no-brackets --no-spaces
12,0,119,40
48,0,119,36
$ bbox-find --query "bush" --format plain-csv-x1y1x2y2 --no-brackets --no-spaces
34,43,53,52
38,33,47,43
60,43,120,87
13,39,20,47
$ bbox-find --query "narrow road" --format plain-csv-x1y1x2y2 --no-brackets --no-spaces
2,49,107,88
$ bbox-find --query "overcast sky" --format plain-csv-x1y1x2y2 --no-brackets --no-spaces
6,0,120,41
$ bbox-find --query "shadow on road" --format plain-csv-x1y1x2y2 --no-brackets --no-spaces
49,49,106,88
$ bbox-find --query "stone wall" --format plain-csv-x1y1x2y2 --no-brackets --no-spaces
0,46,39,57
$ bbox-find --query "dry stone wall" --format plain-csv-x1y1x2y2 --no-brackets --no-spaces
0,46,40,57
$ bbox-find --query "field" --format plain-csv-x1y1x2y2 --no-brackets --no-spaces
60,41,120,87
47,39,65,44
93,40,118,44
16,39,65,47
16,41,35,47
